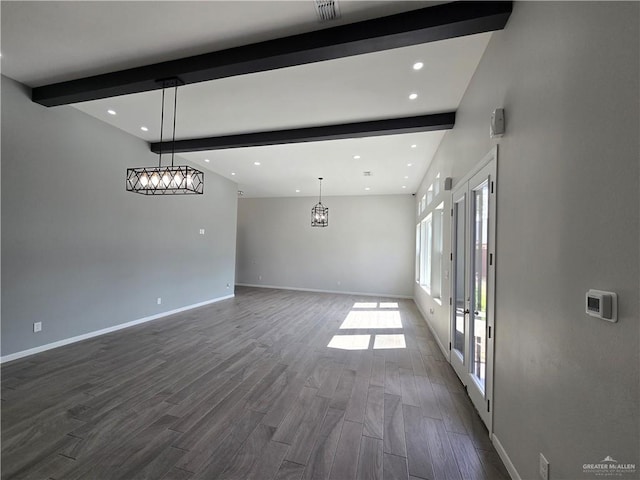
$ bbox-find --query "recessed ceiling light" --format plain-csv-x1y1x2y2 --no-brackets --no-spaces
295,189,301,193
204,159,210,163
231,172,236,176
411,144,417,148
254,161,261,166
365,187,371,191
107,109,117,115
409,93,418,100
413,62,424,71
402,185,407,189
404,176,409,179
140,126,149,132
353,155,361,159
407,163,413,167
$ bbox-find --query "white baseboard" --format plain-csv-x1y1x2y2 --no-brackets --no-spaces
492,433,521,480
0,294,235,364
413,300,450,360
236,283,412,299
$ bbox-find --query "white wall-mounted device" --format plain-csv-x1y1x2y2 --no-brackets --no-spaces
585,289,617,322
490,108,505,138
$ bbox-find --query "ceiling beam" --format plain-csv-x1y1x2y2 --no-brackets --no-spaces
32,1,512,107
149,112,455,153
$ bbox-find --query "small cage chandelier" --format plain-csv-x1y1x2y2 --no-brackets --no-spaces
311,177,329,227
126,78,204,195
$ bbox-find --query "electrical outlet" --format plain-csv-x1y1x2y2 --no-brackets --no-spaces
226,283,230,289
539,453,549,480
157,297,162,305
258,275,262,281
33,322,42,333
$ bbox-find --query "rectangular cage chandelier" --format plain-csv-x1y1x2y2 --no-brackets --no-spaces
311,177,329,227
126,165,203,195
126,78,204,195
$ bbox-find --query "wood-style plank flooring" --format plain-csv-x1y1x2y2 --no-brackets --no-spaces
1,287,509,480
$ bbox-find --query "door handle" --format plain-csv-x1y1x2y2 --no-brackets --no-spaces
464,309,470,315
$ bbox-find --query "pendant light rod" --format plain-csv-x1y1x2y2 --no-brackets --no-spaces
158,87,165,168
171,84,178,167
318,177,323,203
155,77,183,168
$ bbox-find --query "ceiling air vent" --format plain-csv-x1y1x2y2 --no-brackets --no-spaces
314,0,340,22
363,171,372,177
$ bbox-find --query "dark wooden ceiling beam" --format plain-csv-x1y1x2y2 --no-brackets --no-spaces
32,1,512,107
149,112,455,153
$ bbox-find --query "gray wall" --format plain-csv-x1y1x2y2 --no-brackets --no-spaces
237,195,414,297
414,2,639,479
1,75,238,357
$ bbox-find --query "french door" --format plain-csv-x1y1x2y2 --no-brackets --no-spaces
450,151,497,429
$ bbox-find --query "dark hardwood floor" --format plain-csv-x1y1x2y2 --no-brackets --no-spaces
1,287,509,480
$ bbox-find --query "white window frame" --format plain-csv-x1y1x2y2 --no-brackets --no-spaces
415,176,446,302
431,201,444,299
419,214,432,292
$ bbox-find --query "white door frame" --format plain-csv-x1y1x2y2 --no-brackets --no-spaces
450,185,468,383
449,146,497,431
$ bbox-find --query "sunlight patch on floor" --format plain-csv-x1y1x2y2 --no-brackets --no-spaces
379,302,399,309
327,334,371,350
352,302,378,309
373,334,406,349
339,310,402,329
329,301,407,350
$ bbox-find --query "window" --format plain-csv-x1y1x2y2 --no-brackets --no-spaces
416,189,445,300
427,184,434,205
415,224,420,283
424,215,432,290
418,214,432,292
431,202,444,298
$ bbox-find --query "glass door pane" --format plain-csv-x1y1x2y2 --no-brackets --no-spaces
470,180,489,391
453,197,466,359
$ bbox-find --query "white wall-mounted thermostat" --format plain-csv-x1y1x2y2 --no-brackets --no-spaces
490,108,505,138
585,289,617,322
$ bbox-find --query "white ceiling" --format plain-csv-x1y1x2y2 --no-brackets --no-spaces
1,1,492,198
